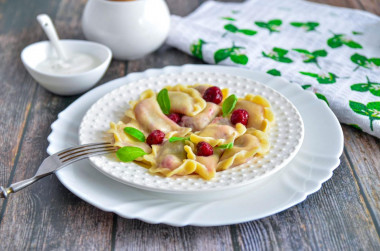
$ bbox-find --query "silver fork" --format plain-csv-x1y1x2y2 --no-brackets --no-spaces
0,142,117,199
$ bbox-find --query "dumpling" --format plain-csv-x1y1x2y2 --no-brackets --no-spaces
149,141,187,176
165,85,206,116
217,128,270,171
180,102,221,131
108,121,151,154
234,94,274,132
190,117,246,147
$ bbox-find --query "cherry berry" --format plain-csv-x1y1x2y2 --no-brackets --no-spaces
231,109,249,126
196,142,214,157
203,86,223,104
146,130,165,146
167,113,181,124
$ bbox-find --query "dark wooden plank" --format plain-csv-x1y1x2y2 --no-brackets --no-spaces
0,0,60,219
0,0,125,250
234,153,380,250
343,125,380,228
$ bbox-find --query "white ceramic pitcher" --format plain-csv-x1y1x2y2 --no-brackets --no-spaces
82,0,170,60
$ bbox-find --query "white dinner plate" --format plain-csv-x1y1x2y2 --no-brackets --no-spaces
78,72,304,193
47,65,343,226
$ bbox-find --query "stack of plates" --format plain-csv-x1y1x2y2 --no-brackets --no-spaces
47,65,343,226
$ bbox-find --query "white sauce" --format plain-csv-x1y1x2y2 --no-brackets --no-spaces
36,53,101,75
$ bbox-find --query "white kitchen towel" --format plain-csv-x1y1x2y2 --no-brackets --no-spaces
166,0,380,138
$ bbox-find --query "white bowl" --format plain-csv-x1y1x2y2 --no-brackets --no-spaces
21,40,112,96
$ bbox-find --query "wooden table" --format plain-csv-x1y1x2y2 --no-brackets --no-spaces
0,0,379,250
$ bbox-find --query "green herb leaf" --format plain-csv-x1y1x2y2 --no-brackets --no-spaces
123,127,146,142
216,142,234,149
222,94,238,117
116,146,147,162
267,69,281,76
157,88,170,115
169,136,190,143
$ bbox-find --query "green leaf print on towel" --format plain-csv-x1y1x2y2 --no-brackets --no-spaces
351,53,380,71
352,31,363,35
350,76,380,97
327,32,363,49
349,100,380,131
262,47,293,63
221,17,236,21
316,93,329,106
255,19,282,33
299,71,338,84
190,39,207,60
349,124,363,131
214,44,248,65
292,48,327,68
223,24,257,36
266,69,281,76
290,22,319,32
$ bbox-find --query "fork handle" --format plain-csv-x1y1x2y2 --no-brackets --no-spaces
0,174,49,199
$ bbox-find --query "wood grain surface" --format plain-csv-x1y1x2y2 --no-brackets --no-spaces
0,0,379,250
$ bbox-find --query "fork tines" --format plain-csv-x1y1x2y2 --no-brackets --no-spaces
58,142,117,163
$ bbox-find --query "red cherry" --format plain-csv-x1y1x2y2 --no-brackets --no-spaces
167,113,181,124
196,142,214,157
202,86,223,104
146,130,165,146
231,109,249,126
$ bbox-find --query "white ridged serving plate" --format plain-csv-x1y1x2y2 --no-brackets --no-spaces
47,65,343,226
78,71,304,193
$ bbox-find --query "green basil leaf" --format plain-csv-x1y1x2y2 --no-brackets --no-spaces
222,94,238,117
267,69,281,76
123,127,146,142
116,146,147,162
157,88,170,115
216,142,234,149
169,136,190,143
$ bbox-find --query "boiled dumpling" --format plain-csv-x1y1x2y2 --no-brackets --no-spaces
180,102,221,131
